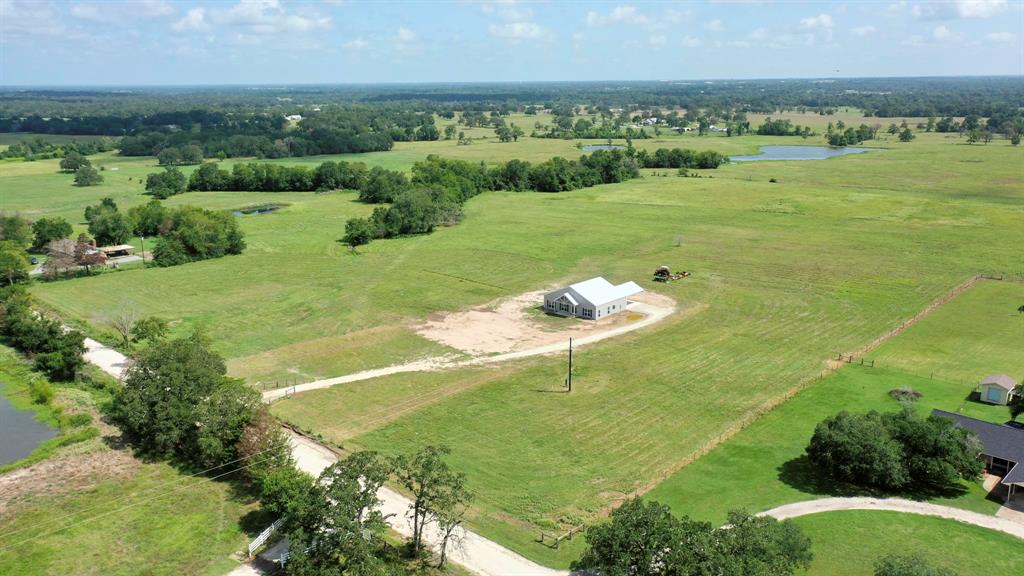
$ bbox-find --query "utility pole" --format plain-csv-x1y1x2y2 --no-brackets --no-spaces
567,337,573,393
139,236,145,268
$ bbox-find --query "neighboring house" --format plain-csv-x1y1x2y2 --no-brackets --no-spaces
544,277,643,320
285,114,303,122
979,374,1019,405
98,244,134,258
932,409,1024,503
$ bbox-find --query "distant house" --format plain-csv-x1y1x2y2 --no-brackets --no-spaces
932,410,1024,503
285,114,303,122
544,277,643,320
979,374,1019,406
98,244,134,258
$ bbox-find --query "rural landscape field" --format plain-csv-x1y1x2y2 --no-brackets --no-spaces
2,2,1023,576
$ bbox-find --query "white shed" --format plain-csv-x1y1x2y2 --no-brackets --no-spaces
979,374,1019,405
544,277,644,320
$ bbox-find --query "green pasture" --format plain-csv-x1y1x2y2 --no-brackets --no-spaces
867,280,1024,383
0,460,262,576
792,511,1024,576
10,130,1024,566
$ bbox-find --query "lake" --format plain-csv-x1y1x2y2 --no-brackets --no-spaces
0,390,57,466
580,144,624,151
730,145,878,162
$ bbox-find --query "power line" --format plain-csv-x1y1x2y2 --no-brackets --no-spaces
0,453,284,554
0,443,285,541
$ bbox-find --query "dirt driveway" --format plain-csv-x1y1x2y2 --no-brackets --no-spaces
416,289,678,356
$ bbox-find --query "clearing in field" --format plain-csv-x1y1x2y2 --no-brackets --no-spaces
415,288,678,356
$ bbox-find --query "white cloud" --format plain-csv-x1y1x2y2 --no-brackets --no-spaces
479,0,532,22
725,40,751,48
749,27,768,41
703,19,724,32
343,38,368,50
173,8,208,32
798,14,833,30
587,5,649,26
681,35,701,47
851,25,876,36
986,31,1015,43
396,26,417,43
902,34,926,46
72,0,174,22
955,0,1007,18
933,25,950,40
649,35,666,46
1,0,67,37
489,21,547,40
211,0,331,34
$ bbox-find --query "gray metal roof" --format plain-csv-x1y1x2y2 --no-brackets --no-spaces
981,374,1018,391
931,409,1024,486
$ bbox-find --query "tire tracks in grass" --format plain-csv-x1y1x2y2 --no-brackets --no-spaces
626,274,1005,503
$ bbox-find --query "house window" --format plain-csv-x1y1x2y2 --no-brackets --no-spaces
986,387,1002,402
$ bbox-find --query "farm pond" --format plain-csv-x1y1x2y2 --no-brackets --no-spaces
730,145,879,162
580,144,624,151
0,391,57,466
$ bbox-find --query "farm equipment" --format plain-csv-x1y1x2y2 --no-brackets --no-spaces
653,266,690,282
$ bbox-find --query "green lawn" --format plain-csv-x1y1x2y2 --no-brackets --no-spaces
12,131,1024,567
792,511,1024,576
0,461,263,576
867,280,1024,383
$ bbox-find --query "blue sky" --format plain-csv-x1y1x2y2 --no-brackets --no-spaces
1,0,1021,85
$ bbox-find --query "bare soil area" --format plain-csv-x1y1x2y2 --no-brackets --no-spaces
0,446,138,515
415,289,677,356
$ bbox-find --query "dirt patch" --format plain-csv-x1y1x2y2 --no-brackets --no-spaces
415,289,677,356
0,446,138,516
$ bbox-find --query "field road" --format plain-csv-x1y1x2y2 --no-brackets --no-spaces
77,332,576,576
759,497,1024,539
262,301,674,401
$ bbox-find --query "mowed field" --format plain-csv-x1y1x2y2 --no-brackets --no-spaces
792,511,1024,576
10,128,1024,566
647,279,1024,527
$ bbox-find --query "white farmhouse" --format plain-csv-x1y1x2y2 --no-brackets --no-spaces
544,277,644,320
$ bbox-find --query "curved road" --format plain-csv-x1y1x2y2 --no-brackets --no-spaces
760,497,1024,539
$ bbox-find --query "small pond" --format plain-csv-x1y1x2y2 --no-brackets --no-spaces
730,145,879,162
0,391,57,466
580,144,624,152
233,204,285,216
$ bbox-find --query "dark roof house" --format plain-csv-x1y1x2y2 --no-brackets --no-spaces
932,409,1024,500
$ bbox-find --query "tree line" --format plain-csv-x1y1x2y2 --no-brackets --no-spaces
0,136,118,161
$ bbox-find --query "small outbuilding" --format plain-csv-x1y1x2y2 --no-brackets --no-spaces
979,374,1019,406
544,277,643,320
98,244,135,258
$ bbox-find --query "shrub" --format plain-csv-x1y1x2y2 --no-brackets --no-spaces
889,387,922,402
806,409,982,492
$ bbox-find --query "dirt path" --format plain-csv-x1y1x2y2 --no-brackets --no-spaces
82,337,130,380
760,497,1024,539
264,300,676,401
250,432,568,576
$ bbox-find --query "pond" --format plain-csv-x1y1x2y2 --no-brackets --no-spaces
580,144,624,152
730,145,879,162
0,391,57,466
232,203,285,216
